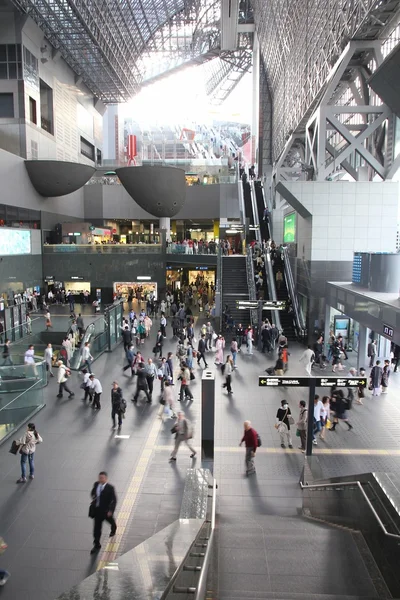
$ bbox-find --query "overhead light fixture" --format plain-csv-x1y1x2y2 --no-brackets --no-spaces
137,276,151,281
226,229,239,234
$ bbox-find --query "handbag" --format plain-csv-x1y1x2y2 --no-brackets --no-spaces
80,382,87,390
171,425,178,434
296,429,301,437
88,501,96,519
9,440,19,455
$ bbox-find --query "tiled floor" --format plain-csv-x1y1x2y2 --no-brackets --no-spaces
0,308,398,599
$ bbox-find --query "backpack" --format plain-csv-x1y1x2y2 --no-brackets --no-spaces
256,433,262,447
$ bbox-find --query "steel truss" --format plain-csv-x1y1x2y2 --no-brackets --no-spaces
203,46,253,105
253,0,400,165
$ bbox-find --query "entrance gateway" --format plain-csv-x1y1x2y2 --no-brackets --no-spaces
258,376,366,456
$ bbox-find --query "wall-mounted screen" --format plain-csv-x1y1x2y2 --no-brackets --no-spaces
283,213,296,243
0,229,31,256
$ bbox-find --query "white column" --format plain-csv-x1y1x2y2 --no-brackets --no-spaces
159,217,171,240
251,33,260,169
357,325,368,371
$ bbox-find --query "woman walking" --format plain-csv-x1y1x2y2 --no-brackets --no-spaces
16,422,43,483
215,335,225,365
222,355,233,394
329,389,353,431
275,399,293,449
230,338,238,369
319,396,330,440
381,359,391,394
370,360,383,396
296,400,308,452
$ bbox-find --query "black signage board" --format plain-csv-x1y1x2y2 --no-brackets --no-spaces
259,376,367,387
383,324,394,338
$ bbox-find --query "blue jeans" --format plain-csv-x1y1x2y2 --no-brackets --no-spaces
83,359,92,373
21,452,34,478
232,351,237,366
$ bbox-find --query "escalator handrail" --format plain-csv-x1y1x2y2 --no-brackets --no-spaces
263,248,282,331
237,164,246,227
256,179,273,238
250,179,262,245
281,246,307,336
194,477,217,600
245,247,258,327
300,480,400,540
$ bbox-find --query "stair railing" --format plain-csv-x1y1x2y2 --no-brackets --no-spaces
250,179,262,245
246,247,258,327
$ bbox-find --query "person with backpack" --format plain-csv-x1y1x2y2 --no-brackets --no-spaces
111,381,126,429
239,420,259,475
169,412,196,461
16,422,43,483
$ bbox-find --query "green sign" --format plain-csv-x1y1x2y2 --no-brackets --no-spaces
283,213,296,243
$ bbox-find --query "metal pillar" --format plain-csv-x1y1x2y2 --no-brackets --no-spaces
251,33,260,168
159,217,171,241
357,324,368,371
306,379,316,457
201,369,215,472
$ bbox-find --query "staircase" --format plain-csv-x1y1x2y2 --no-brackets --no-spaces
210,514,389,600
272,252,297,341
222,255,250,327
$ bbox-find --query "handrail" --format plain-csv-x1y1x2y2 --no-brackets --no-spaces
263,249,282,331
257,180,273,239
194,478,217,600
245,247,258,327
250,180,262,245
237,164,246,228
281,246,307,338
300,480,400,540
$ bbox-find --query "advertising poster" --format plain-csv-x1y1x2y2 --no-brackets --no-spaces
283,213,296,243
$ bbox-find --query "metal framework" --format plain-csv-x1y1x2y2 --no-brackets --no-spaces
203,46,253,105
252,0,400,165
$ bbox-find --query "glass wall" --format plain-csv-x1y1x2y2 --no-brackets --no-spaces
0,379,45,444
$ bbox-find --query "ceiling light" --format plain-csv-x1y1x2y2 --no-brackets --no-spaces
137,276,151,281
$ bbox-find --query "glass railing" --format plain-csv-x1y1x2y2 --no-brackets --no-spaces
0,378,45,444
43,244,162,254
281,246,307,341
0,355,47,393
167,243,219,254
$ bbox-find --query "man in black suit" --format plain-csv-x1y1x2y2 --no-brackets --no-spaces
90,471,117,554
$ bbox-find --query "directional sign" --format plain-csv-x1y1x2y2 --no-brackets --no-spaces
259,377,310,387
237,300,286,310
259,376,367,387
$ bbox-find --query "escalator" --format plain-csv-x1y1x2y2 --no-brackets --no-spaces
254,180,270,241
241,173,255,241
270,248,296,341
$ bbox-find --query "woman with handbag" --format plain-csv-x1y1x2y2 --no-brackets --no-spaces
16,422,43,483
296,400,308,452
275,399,294,449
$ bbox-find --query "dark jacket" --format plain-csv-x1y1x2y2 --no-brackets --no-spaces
90,482,117,514
198,338,206,353
122,329,132,344
111,387,123,410
136,367,148,388
370,365,382,388
156,333,163,347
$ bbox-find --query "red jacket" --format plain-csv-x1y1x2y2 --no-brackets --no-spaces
241,427,258,451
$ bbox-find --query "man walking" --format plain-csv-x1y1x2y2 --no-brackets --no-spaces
239,420,258,475
133,362,152,403
77,313,85,339
122,326,132,352
145,358,157,396
44,342,54,377
89,374,103,409
197,335,208,368
111,382,125,429
205,322,214,350
90,471,117,554
57,360,74,398
169,412,196,461
154,329,163,358
81,342,93,373
269,323,279,351
299,346,315,376
367,339,377,368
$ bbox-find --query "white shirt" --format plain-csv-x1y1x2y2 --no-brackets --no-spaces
90,378,102,393
314,400,324,421
96,482,105,507
44,347,53,363
24,349,35,364
300,348,314,364
83,372,91,385
82,346,92,360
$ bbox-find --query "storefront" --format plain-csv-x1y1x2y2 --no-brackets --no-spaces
113,281,158,301
64,277,91,297
188,268,215,286
92,227,113,244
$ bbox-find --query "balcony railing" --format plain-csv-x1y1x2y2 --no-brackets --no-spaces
43,244,162,254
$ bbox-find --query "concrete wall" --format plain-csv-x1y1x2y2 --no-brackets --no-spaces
0,148,85,218
85,182,238,220
0,8,103,162
0,228,43,294
42,253,166,304
280,181,399,261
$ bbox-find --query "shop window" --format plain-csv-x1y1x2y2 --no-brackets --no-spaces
0,93,14,117
80,136,95,161
29,96,37,124
40,79,54,134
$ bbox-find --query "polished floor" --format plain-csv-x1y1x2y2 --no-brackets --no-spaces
0,312,399,599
